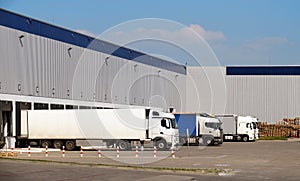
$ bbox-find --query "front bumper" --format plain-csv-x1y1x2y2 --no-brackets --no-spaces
213,137,223,144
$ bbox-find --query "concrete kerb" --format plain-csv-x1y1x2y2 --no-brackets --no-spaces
0,157,231,176
287,138,300,142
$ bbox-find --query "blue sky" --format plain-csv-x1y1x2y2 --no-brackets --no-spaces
1,0,299,65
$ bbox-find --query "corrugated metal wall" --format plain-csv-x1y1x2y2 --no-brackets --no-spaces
0,26,185,111
185,67,300,123
185,67,227,114
226,76,300,122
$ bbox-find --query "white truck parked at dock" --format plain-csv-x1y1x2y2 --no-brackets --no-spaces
174,113,223,146
18,108,179,150
216,115,259,142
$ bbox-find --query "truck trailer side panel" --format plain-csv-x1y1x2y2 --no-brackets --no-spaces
23,109,147,140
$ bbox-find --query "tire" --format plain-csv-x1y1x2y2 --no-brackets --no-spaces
65,140,76,151
118,140,130,151
242,136,249,142
204,137,213,146
179,137,187,145
0,137,5,149
53,140,63,149
197,137,204,146
155,139,167,151
41,140,51,148
0,142,5,149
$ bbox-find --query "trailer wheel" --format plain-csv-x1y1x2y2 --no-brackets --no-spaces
53,140,63,149
242,136,249,142
118,140,130,151
41,140,51,148
65,140,76,151
155,139,167,151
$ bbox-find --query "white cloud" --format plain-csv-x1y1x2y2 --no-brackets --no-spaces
100,23,226,46
75,29,97,37
183,24,226,42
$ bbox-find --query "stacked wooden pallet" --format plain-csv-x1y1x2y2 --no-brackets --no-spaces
258,117,300,138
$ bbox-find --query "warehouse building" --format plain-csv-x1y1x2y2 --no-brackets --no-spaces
1,9,300,147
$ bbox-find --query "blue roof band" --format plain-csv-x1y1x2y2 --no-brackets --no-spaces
227,66,300,75
0,9,186,75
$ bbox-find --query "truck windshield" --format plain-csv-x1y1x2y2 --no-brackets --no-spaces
205,122,221,129
170,118,177,129
246,123,253,129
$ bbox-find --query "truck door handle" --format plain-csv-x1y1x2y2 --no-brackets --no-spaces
209,131,212,133
160,132,164,134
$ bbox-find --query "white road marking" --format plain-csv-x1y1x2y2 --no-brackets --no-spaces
214,163,230,167
204,155,227,159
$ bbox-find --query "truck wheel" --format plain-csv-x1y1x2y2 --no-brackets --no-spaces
242,136,249,142
65,140,76,151
197,138,204,146
41,140,51,148
180,137,187,145
118,140,130,151
204,137,213,146
53,140,63,149
155,139,167,151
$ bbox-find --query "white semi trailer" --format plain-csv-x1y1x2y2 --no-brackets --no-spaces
18,108,179,150
216,115,258,142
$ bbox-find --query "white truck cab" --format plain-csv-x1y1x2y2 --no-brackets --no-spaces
149,111,179,150
216,114,258,142
236,116,256,141
197,114,223,145
174,113,223,146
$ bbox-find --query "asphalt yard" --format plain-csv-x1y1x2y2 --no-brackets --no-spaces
1,141,299,180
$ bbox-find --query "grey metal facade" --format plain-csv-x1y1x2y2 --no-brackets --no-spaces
185,66,300,122
0,25,185,110
226,75,300,122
